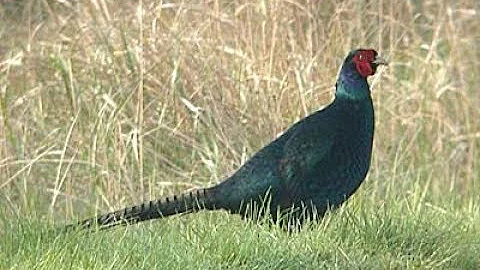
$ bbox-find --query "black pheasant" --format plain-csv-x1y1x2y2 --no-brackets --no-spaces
66,49,387,231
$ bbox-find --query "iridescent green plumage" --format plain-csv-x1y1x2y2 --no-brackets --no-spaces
66,49,386,231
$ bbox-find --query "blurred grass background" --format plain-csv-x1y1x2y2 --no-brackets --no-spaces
0,0,479,268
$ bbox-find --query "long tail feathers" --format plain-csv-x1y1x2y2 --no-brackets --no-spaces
65,188,211,231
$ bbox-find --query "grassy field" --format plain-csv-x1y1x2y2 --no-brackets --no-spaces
1,0,479,269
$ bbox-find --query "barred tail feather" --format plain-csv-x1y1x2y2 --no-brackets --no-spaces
66,188,211,231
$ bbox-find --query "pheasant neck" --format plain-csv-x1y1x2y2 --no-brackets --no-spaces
335,71,370,101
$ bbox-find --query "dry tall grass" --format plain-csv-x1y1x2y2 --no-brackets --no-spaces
0,0,478,221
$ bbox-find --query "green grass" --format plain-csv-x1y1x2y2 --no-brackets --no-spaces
2,192,479,269
1,0,479,269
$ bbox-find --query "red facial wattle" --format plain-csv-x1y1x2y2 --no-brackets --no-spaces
355,62,374,77
353,50,377,77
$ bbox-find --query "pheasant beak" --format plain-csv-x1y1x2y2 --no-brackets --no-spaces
372,54,388,66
